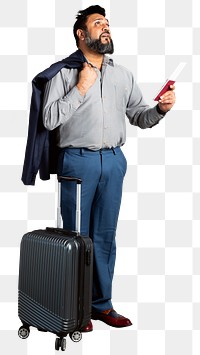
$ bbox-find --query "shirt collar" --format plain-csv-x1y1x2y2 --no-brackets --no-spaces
103,55,114,66
82,51,114,67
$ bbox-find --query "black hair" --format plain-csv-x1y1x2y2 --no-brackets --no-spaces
73,5,106,47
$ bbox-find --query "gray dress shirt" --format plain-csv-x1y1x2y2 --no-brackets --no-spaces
43,55,165,150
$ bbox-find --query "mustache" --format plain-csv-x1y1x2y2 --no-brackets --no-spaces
84,29,114,54
100,30,111,38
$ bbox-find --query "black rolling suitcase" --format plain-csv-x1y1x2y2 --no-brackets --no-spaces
18,176,93,351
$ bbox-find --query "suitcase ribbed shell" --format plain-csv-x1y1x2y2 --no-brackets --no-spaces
18,229,92,335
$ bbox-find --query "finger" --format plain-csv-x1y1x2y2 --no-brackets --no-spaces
159,100,174,105
169,84,175,90
160,93,175,99
166,88,175,95
82,62,93,69
160,91,175,100
159,98,175,105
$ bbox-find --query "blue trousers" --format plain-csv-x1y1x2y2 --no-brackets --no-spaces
57,147,127,312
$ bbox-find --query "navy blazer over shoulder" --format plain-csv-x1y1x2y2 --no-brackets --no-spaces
21,49,86,185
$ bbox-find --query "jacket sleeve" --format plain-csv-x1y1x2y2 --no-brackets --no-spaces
21,52,85,185
21,82,47,185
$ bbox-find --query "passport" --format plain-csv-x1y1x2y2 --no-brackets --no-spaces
154,62,186,101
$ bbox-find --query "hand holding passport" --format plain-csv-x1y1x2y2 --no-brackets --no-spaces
154,62,186,101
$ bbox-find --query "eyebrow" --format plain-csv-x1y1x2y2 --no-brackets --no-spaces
93,17,110,25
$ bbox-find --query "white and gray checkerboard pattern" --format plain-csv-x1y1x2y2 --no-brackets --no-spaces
0,0,199,354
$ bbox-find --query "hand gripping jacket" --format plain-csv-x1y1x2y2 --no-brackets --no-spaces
21,50,86,185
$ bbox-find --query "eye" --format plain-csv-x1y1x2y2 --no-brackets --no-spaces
94,20,101,26
94,19,110,27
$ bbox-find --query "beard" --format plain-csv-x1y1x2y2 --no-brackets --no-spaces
84,30,114,54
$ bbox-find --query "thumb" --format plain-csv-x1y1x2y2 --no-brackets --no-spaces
82,62,88,68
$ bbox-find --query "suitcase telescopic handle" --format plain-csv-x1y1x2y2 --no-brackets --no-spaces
57,176,82,233
57,176,82,184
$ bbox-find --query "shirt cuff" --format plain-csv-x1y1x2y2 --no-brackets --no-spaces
156,104,167,116
148,105,165,128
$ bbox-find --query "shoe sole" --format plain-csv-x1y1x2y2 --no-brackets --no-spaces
91,316,132,328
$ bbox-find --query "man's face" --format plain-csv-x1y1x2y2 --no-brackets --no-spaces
84,13,114,54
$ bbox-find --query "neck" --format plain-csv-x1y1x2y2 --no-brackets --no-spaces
79,47,104,70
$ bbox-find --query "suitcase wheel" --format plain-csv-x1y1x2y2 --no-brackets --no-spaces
69,331,82,343
55,337,66,351
18,325,30,339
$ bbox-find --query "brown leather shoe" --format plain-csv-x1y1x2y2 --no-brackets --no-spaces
81,320,93,332
91,309,132,328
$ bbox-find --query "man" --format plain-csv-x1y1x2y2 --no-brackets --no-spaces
42,5,175,331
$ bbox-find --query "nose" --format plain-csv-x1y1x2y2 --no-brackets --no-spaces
102,25,110,34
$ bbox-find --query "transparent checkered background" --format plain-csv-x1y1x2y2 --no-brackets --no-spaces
0,0,200,354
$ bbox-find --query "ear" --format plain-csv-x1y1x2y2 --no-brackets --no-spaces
76,29,85,41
